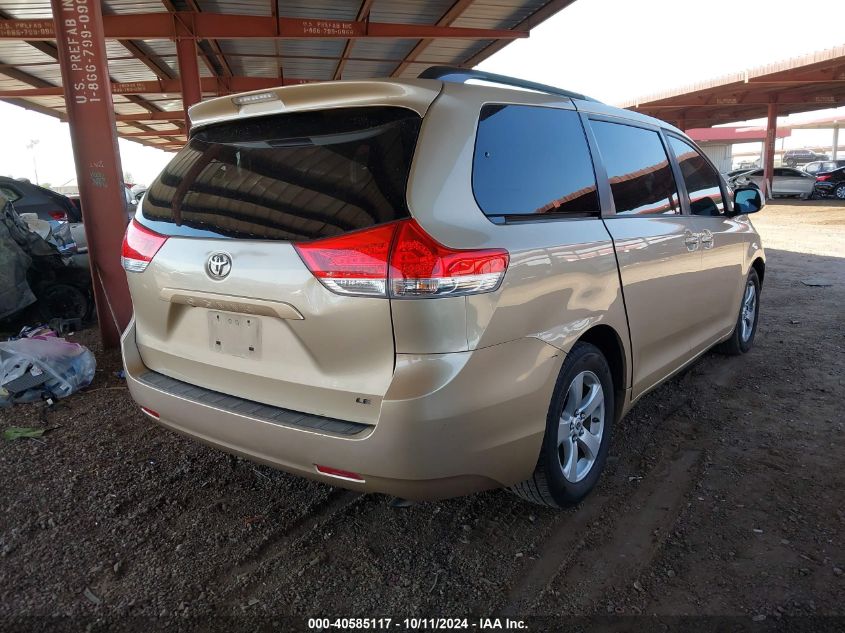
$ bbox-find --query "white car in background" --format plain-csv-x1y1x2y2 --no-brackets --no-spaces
729,167,816,199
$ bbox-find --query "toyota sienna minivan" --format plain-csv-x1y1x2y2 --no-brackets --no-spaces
121,67,765,507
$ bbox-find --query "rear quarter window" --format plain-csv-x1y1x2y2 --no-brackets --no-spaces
139,107,421,240
472,105,599,220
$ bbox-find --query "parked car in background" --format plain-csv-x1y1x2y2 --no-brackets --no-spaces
782,149,828,167
0,177,81,224
130,184,147,202
813,167,845,199
725,168,754,180
803,159,845,176
735,159,759,170
121,69,767,508
729,167,816,198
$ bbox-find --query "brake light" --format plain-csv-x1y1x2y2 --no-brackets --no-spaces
121,219,168,273
294,223,395,296
389,219,509,297
816,174,831,181
48,210,68,222
294,219,509,298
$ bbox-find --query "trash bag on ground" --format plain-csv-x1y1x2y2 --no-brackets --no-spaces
0,335,96,406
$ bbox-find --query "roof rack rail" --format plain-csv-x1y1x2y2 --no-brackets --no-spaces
418,66,596,102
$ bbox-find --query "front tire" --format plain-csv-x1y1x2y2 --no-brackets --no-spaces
510,342,614,508
717,268,761,355
835,184,845,200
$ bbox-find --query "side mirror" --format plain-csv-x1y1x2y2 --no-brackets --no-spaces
732,186,764,215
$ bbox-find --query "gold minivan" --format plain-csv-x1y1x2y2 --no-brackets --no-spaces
121,67,765,507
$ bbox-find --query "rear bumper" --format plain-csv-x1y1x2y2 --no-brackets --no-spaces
121,320,563,501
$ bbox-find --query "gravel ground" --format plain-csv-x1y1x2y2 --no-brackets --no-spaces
1,201,843,631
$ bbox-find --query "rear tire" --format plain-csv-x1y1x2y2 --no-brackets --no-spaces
510,342,614,508
717,268,760,356
835,184,845,200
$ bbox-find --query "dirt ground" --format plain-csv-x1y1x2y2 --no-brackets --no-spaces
1,201,843,631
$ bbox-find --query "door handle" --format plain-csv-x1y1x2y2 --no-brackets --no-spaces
699,230,713,248
684,231,700,251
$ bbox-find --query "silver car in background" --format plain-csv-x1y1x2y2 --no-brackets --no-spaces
729,167,816,199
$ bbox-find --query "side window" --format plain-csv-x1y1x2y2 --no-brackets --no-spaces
667,136,725,217
472,105,599,218
591,121,680,216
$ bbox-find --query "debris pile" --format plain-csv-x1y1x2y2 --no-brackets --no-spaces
0,326,95,407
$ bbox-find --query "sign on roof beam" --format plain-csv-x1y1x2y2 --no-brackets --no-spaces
0,14,527,41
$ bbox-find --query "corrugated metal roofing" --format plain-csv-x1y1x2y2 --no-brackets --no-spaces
0,0,579,150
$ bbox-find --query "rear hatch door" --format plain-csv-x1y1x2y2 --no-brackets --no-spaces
128,103,427,424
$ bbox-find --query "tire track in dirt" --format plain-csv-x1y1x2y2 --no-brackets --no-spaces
214,489,363,599
501,448,701,615
498,351,740,616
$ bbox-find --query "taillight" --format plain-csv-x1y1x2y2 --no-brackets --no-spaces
294,223,395,296
294,219,509,298
389,219,509,297
48,210,68,222
121,219,168,273
816,174,831,181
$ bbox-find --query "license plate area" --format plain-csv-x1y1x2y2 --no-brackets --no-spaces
208,311,261,359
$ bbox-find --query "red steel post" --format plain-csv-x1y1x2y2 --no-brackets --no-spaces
176,35,202,130
50,0,132,347
763,102,778,199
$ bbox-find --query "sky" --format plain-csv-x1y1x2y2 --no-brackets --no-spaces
0,0,843,188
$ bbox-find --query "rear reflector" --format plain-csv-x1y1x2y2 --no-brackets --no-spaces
294,219,508,298
140,406,160,419
315,464,365,483
122,219,168,273
48,210,68,222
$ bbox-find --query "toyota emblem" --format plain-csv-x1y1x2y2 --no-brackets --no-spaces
206,252,232,280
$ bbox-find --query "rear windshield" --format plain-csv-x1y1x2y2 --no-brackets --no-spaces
139,107,421,240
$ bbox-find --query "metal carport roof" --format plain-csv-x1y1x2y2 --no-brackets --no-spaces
622,45,845,129
0,0,578,150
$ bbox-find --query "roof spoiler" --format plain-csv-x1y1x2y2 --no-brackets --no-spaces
418,66,598,102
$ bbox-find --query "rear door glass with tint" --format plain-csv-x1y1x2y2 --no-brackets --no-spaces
139,107,422,240
667,136,725,216
472,104,599,219
591,120,680,216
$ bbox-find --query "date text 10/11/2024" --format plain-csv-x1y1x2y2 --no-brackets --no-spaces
308,618,528,630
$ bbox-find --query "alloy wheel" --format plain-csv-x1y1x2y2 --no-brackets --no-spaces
557,370,605,483
835,185,845,200
740,279,757,342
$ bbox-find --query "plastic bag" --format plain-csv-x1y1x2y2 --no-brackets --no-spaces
0,336,95,406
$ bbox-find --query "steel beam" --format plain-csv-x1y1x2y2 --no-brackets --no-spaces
0,76,314,98
115,111,185,122
633,93,843,108
176,36,202,128
0,14,526,41
763,102,778,200
391,0,476,77
49,0,132,347
334,0,374,80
